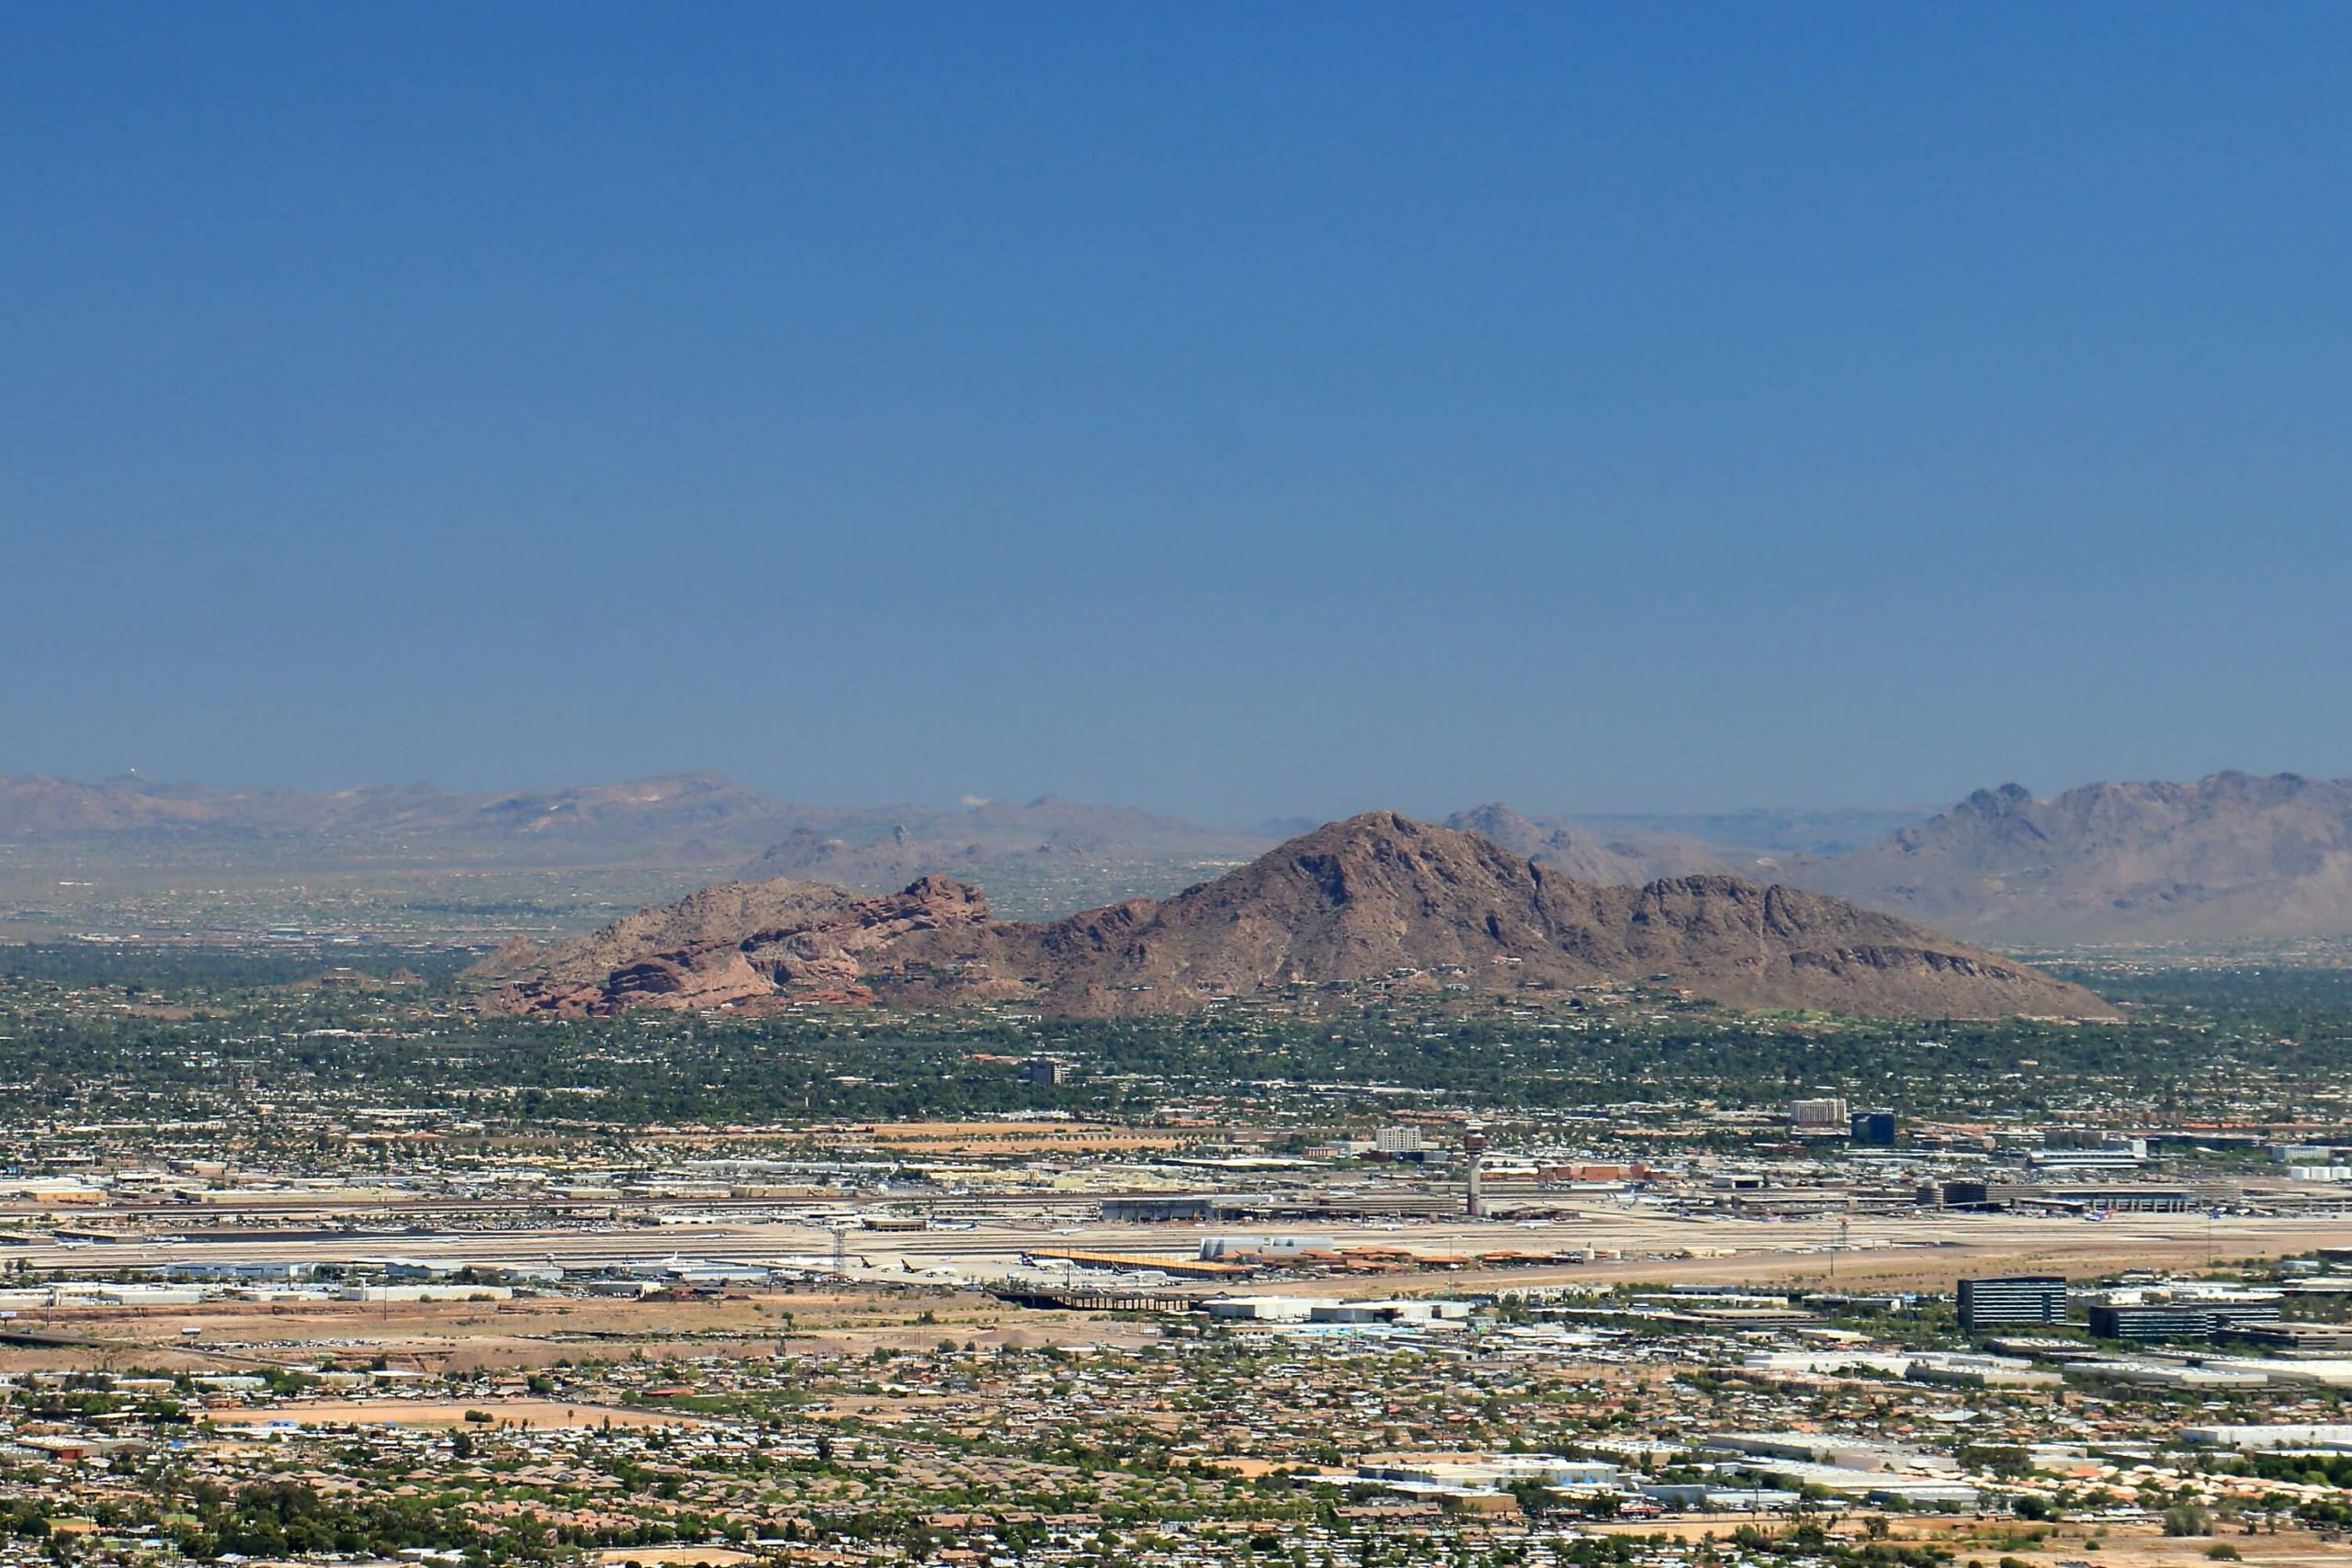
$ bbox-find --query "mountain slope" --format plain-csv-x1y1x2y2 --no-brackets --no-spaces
474,812,2110,1020
1785,772,2352,942
469,876,994,1016
0,775,229,834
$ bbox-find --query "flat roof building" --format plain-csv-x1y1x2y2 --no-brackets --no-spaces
2092,1301,2282,1342
1958,1275,2067,1332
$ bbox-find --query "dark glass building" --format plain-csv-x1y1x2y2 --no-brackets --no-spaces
1850,1110,1897,1145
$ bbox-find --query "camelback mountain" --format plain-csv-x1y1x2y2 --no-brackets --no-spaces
470,812,2110,1020
1783,773,2352,943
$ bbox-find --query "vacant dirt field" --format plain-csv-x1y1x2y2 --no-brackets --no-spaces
0,1284,1139,1377
1590,1518,2352,1568
828,1120,1255,1154
208,1397,698,1429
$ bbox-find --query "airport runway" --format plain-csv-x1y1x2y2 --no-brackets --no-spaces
6,1203,2348,1294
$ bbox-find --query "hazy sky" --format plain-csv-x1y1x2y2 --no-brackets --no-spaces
6,5,2349,824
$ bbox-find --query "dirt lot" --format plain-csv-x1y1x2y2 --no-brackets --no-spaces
1235,1210,2352,1298
0,1286,1135,1377
208,1397,695,1429
1591,1518,2352,1568
829,1120,1258,1155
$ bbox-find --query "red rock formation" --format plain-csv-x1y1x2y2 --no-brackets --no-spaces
473,814,2114,1021
473,874,990,1017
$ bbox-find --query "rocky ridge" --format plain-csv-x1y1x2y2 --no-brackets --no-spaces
470,875,995,1017
471,812,2111,1021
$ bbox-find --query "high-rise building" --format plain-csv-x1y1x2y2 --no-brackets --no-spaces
1958,1275,2067,1331
1789,1097,1849,1129
1374,1125,1423,1156
1850,1110,1897,1146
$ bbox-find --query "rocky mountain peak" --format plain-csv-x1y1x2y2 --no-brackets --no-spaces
475,813,2112,1021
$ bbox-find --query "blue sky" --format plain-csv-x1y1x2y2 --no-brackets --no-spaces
6,4,2348,823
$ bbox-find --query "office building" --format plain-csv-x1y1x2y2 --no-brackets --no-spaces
1958,1275,2067,1331
2092,1301,2282,1342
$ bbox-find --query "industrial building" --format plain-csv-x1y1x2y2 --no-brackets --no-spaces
1356,1454,1620,1498
1701,1432,1977,1508
2185,1424,2352,1451
1203,1295,1472,1325
2029,1143,2146,1171
1197,1235,1335,1261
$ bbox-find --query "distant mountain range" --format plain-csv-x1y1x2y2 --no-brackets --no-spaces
1441,803,1729,884
13,769,2352,945
0,773,1917,856
740,799,1267,886
1451,773,2352,944
0,772,786,855
1776,772,2352,943
1571,805,1939,859
0,773,1261,869
469,811,2110,1021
